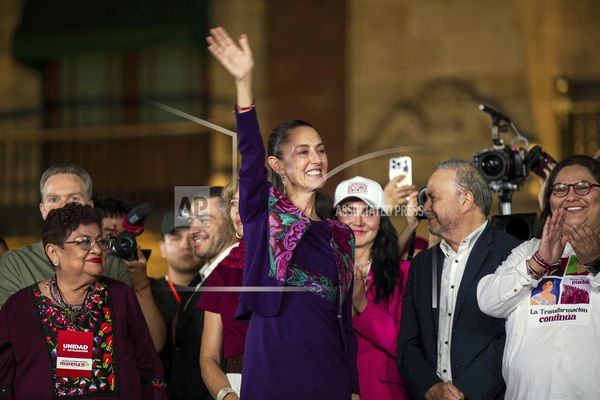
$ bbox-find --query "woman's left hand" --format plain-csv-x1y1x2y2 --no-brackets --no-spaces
352,269,368,314
567,224,600,265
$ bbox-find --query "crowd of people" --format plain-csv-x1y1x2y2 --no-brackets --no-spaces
0,26,599,400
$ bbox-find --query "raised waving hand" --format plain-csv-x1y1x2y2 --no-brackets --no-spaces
207,27,253,83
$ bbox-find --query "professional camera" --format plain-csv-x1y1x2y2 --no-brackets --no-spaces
473,104,556,215
473,146,528,190
109,202,151,261
474,145,556,188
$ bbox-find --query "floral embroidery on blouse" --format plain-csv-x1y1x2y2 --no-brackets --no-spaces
286,263,338,303
32,278,117,398
267,186,354,304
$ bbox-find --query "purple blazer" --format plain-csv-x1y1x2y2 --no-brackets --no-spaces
353,260,411,400
235,109,360,397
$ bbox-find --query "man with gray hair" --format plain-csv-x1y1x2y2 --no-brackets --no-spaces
0,162,166,350
397,159,521,400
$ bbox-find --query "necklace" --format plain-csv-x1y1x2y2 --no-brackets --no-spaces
47,275,92,323
355,260,373,286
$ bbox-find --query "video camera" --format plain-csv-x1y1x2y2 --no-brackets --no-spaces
472,104,556,215
109,202,151,261
474,144,555,190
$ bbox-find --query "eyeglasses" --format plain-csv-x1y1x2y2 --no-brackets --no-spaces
63,237,110,252
551,180,600,198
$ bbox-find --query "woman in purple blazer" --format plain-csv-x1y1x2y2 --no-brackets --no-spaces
206,27,359,399
335,176,411,400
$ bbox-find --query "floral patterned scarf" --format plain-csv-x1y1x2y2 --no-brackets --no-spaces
267,186,354,305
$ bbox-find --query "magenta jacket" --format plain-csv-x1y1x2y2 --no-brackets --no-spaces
353,260,411,400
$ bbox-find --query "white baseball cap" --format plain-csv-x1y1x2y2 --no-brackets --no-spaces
334,176,385,211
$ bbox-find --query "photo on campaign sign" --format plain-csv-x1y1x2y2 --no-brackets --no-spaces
560,277,591,304
559,255,592,304
530,277,560,306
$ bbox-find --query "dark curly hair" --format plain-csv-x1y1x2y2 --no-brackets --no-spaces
371,215,402,304
42,203,102,248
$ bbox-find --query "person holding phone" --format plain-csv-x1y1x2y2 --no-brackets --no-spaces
334,176,411,400
206,27,359,399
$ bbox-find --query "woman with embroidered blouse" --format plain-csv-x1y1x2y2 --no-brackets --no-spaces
0,203,166,399
206,27,359,399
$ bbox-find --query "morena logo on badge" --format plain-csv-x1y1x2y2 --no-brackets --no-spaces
59,359,91,368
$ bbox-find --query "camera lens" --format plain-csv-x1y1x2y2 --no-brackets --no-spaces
476,151,508,181
109,232,138,260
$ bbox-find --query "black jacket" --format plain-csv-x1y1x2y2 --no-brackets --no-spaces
397,223,521,400
152,276,209,400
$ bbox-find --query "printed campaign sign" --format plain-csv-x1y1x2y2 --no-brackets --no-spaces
56,330,93,378
528,255,591,328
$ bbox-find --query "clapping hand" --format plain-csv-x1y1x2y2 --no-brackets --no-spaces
538,208,568,264
567,224,600,265
207,27,254,83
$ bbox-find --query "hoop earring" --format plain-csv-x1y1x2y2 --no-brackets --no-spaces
235,232,243,239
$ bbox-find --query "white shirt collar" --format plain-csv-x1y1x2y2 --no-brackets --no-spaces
440,220,488,257
198,241,240,281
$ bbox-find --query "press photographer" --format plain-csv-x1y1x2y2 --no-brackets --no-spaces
95,199,152,261
108,202,152,261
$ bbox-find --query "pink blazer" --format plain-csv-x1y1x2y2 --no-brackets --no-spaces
353,260,411,400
